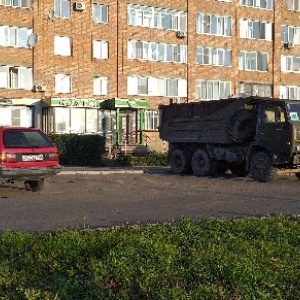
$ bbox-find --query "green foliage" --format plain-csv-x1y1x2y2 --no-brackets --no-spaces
48,134,106,166
0,217,299,299
129,151,168,166
103,151,168,167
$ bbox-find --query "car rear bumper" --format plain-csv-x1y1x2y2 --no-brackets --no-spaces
0,165,61,180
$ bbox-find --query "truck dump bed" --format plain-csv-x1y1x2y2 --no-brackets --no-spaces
159,97,254,144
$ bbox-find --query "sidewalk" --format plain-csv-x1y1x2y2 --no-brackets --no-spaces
58,166,171,175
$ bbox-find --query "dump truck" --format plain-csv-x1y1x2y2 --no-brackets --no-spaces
159,95,300,182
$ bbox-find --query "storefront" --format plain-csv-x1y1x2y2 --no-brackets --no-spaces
42,97,149,146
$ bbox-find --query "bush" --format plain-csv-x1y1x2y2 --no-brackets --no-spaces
49,134,106,166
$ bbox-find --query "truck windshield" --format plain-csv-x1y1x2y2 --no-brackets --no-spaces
286,103,300,123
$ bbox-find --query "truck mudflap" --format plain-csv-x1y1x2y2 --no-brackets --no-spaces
0,165,61,180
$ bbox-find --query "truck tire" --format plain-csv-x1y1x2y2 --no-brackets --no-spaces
191,149,218,177
169,149,192,175
228,111,256,142
230,162,249,177
249,151,273,182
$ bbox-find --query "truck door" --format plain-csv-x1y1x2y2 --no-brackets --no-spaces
257,104,292,164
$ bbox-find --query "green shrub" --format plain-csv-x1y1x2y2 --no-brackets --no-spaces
0,217,299,299
48,134,106,166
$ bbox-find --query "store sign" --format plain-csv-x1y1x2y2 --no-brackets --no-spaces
50,98,100,108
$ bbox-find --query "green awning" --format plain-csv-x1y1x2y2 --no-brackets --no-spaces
100,98,149,109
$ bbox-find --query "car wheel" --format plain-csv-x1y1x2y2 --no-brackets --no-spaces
24,180,44,192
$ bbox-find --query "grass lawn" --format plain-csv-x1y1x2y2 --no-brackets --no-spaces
0,216,299,299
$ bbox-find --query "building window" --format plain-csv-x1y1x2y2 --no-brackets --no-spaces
93,40,108,59
0,66,32,89
55,74,71,93
144,110,159,131
54,0,70,19
0,0,32,8
54,36,71,56
281,25,300,44
216,0,232,2
239,82,272,97
240,19,272,41
0,26,33,48
239,51,268,71
280,85,300,100
127,76,187,97
93,4,108,24
195,79,231,100
196,13,232,37
127,4,187,31
0,106,33,127
93,76,108,95
287,0,300,11
53,107,113,134
240,0,273,10
196,46,232,66
128,40,187,63
281,55,300,72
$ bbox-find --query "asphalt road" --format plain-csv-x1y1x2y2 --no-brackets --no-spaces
0,169,299,232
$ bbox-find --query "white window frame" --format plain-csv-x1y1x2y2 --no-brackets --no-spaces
281,55,300,73
196,46,232,66
240,19,272,41
127,40,187,63
0,0,32,8
280,85,300,100
54,36,71,56
93,3,108,24
239,82,272,97
55,74,72,93
93,40,108,59
127,75,187,97
240,0,273,10
0,25,32,48
127,4,187,32
239,51,268,71
0,66,32,89
287,0,300,11
197,13,232,37
195,79,231,100
93,76,108,96
54,0,70,19
144,110,159,131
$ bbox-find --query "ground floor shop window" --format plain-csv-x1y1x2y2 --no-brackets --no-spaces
53,107,115,134
0,106,32,127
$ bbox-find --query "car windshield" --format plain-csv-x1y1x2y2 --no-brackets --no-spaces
286,103,300,123
3,129,54,148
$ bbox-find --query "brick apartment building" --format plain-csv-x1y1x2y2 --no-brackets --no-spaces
1,0,300,152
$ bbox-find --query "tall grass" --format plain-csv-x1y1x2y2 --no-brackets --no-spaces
0,217,299,299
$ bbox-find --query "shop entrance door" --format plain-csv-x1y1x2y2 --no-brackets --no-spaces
119,110,137,144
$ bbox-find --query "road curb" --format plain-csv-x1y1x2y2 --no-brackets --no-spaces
58,170,144,175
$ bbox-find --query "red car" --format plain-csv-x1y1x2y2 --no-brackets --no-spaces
0,127,61,192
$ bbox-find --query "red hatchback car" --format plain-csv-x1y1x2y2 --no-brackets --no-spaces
0,127,61,192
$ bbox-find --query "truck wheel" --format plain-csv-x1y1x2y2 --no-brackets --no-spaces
24,180,44,192
191,149,217,177
228,111,256,142
230,162,249,177
249,151,273,182
169,149,192,174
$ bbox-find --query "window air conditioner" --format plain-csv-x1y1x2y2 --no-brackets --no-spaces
74,2,85,11
176,31,187,39
33,85,46,92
